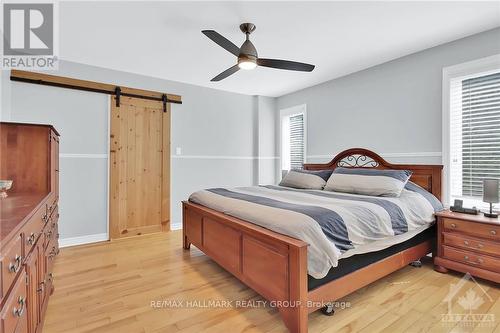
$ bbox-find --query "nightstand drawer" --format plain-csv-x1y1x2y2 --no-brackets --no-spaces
443,218,500,241
443,246,500,272
443,233,500,257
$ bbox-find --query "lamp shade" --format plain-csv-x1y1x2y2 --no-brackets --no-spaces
483,179,499,204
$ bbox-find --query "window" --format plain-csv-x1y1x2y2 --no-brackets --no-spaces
444,55,500,207
280,105,306,173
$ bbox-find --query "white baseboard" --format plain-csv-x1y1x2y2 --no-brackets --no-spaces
59,233,109,248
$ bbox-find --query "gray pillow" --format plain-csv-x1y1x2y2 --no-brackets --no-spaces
324,167,412,197
279,169,333,190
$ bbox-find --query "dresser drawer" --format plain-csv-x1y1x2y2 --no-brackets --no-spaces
443,218,500,241
443,232,500,257
443,246,500,273
22,205,46,257
0,236,23,301
0,271,27,333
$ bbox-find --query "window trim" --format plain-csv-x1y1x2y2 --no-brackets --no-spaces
279,104,307,175
442,54,500,207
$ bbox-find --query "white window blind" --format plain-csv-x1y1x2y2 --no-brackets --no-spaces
289,114,305,170
450,71,500,202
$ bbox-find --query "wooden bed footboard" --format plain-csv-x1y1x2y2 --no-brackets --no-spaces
183,201,310,332
183,201,434,333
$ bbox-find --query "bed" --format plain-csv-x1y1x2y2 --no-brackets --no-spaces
182,148,443,333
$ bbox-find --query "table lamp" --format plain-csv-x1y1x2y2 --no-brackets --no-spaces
483,178,499,218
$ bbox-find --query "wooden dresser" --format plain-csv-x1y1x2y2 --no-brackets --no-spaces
434,210,500,283
0,122,60,333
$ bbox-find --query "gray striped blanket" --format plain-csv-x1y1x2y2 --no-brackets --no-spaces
189,183,443,278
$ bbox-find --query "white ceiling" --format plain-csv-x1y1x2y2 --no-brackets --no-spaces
59,1,500,97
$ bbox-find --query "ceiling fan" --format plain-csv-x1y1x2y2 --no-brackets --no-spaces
202,23,315,82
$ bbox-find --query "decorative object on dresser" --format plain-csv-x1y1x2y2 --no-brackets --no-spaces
0,180,13,198
483,179,499,218
434,210,500,283
0,122,60,333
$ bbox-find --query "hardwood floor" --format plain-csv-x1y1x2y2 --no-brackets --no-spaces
43,231,500,333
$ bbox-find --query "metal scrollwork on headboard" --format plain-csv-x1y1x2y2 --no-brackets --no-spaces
337,154,379,168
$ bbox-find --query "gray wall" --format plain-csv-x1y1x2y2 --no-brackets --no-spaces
277,27,500,165
1,60,277,243
257,96,278,184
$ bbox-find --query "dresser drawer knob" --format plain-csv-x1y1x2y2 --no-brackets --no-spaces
27,233,36,245
464,256,484,265
477,243,484,248
8,255,22,273
12,296,25,317
451,223,457,228
463,240,469,246
491,230,497,235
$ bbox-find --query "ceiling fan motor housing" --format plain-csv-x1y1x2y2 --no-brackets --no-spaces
239,39,258,65
239,23,258,66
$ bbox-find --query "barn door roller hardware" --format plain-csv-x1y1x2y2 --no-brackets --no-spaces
115,87,121,107
162,94,167,112
10,70,182,106
111,90,171,111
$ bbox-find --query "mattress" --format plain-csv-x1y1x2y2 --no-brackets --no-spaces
308,225,436,290
189,183,443,279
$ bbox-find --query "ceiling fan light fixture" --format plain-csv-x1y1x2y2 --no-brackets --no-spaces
238,59,257,70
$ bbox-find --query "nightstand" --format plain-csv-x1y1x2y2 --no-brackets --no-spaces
434,210,500,283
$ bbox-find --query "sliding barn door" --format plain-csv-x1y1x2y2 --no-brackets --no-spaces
110,96,170,239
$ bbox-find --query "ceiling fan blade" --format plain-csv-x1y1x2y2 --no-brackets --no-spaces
211,64,240,82
257,58,315,72
202,30,240,57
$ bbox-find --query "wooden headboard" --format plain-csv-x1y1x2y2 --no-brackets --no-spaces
303,148,443,201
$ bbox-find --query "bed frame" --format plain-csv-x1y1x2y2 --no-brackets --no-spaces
182,148,442,333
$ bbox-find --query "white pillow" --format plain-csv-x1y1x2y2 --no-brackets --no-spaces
324,167,412,197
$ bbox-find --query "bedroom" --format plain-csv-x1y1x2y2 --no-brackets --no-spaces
0,1,499,332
